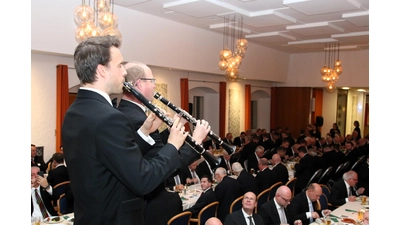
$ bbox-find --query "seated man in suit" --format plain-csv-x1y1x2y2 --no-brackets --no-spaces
181,160,202,185
287,183,331,225
356,156,369,196
271,153,289,185
214,167,241,222
256,158,279,192
218,150,234,175
232,162,259,195
46,153,69,187
247,145,266,174
258,185,302,225
233,132,246,148
203,138,220,151
330,170,365,207
31,166,58,220
224,191,264,225
294,146,315,194
185,175,217,218
222,132,234,145
31,144,47,173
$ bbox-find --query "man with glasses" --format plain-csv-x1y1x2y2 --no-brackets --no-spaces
258,185,302,225
224,191,264,225
287,183,331,225
330,170,365,207
117,61,210,224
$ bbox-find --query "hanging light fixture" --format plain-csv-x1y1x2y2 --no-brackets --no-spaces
320,42,343,92
74,0,122,43
218,15,248,82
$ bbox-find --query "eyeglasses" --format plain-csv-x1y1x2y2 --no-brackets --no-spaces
280,196,291,203
140,78,156,84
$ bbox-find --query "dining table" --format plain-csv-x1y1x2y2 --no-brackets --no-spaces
310,196,369,225
34,213,74,225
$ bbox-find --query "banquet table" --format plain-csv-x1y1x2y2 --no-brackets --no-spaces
179,184,202,210
34,213,74,225
310,197,369,225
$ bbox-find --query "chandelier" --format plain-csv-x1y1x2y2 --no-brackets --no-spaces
74,0,122,43
218,15,248,82
320,42,343,93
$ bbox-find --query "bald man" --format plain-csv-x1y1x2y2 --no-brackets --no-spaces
258,186,302,225
287,183,331,225
205,217,223,225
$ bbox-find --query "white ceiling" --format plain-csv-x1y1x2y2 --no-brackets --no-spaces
114,0,369,53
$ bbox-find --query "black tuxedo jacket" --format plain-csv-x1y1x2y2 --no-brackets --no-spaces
273,163,289,185
233,136,244,147
32,156,47,172
46,165,69,187
345,149,359,166
144,189,183,224
239,142,257,166
356,161,369,196
31,187,58,217
203,139,220,150
322,150,344,173
215,176,241,222
218,156,234,171
256,168,279,192
287,191,322,225
247,152,260,174
185,188,217,218
62,89,184,225
262,138,275,151
258,199,294,225
294,154,315,190
330,179,358,206
237,170,259,195
224,209,264,225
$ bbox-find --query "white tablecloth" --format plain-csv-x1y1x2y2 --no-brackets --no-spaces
310,197,369,225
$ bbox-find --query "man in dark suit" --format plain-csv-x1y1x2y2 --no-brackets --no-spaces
287,183,331,225
46,153,69,187
294,146,315,194
214,167,241,222
247,146,265,174
181,160,203,185
258,186,302,225
203,138,220,150
117,60,212,224
232,162,259,195
224,191,264,225
185,175,217,218
271,154,289,185
31,144,46,173
31,166,58,220
344,141,359,166
256,158,279,192
356,156,369,196
238,135,257,168
222,132,234,145
218,150,234,174
233,132,246,148
62,36,202,225
330,170,365,207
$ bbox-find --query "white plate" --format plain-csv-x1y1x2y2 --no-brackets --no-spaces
43,216,65,224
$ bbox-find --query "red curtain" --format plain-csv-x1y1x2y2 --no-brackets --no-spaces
245,85,251,130
219,82,226,137
180,78,190,131
56,65,69,152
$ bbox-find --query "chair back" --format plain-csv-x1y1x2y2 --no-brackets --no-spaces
350,155,366,171
56,193,68,216
256,187,271,213
318,193,329,210
197,201,219,225
167,211,192,225
305,169,323,189
268,182,283,201
230,195,244,213
53,181,71,199
318,166,333,185
285,177,297,199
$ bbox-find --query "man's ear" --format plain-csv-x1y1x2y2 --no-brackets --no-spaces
96,64,106,78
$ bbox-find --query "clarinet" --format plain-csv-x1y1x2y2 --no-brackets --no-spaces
123,82,221,167
154,92,236,155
